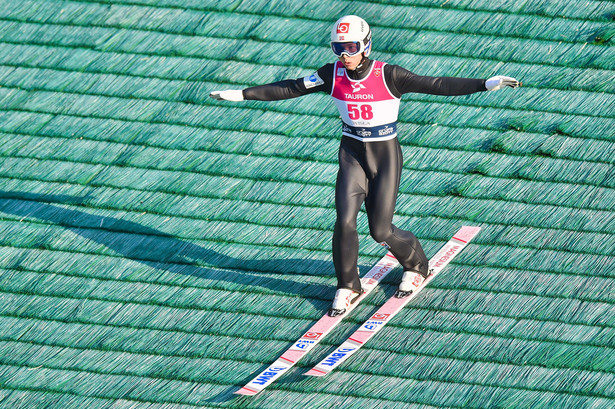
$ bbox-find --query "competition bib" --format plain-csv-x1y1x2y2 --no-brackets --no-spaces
330,60,400,141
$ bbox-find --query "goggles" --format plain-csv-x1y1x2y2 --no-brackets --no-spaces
331,41,363,57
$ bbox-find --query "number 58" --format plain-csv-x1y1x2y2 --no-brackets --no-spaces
347,104,374,120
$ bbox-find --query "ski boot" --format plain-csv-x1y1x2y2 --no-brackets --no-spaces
328,288,363,317
395,270,427,298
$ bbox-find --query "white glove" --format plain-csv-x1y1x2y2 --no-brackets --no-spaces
486,76,520,91
209,90,244,101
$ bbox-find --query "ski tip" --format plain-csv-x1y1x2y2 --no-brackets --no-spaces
454,226,481,243
304,368,328,377
234,387,260,396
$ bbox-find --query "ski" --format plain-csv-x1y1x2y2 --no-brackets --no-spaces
235,252,399,396
304,225,481,377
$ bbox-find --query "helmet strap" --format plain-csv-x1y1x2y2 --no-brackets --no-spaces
359,53,371,68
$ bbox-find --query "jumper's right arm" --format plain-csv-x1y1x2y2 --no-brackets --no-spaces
246,79,312,100
210,65,333,102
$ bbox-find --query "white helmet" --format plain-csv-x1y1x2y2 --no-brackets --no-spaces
330,15,372,58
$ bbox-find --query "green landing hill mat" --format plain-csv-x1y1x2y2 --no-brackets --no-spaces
0,0,614,408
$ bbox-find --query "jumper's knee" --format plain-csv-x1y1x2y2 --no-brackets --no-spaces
335,215,357,234
369,225,392,244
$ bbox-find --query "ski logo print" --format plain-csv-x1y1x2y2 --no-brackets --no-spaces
303,332,323,340
252,366,288,385
434,245,461,268
321,346,357,366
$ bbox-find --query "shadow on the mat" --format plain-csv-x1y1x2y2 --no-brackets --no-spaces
0,191,388,403
0,191,336,308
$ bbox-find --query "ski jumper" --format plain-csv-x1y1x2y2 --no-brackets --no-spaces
328,60,425,291
242,58,487,292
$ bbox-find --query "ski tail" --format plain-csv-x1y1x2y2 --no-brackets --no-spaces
234,252,399,396
305,226,481,377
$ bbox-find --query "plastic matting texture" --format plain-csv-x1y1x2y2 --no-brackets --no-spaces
0,0,613,408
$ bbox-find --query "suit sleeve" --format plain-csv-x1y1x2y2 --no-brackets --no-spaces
242,64,334,101
385,64,487,97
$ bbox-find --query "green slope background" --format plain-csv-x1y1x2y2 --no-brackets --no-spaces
0,0,614,408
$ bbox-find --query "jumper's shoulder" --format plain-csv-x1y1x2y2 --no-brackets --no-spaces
384,63,416,79
315,63,335,81
303,63,335,93
381,64,413,98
